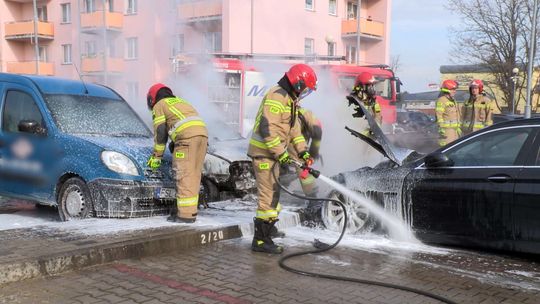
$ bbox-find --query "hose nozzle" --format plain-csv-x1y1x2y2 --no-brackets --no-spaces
291,159,320,179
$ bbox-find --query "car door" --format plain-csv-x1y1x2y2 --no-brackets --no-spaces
406,126,534,247
0,85,55,201
512,127,540,252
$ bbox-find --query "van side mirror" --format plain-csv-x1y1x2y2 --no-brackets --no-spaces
424,152,454,168
18,120,47,136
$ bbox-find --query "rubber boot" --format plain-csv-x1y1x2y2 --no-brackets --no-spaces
269,222,286,238
251,218,284,254
167,208,196,223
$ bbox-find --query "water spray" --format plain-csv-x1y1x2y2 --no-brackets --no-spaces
273,161,457,304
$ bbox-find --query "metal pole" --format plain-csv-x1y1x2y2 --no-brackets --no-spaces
511,78,516,115
355,0,361,65
32,0,40,74
102,0,108,85
525,0,538,118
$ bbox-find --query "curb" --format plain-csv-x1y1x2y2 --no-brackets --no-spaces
0,211,300,285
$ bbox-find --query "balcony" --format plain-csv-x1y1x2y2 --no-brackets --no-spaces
178,0,222,22
80,11,123,32
7,61,54,75
81,55,124,74
341,18,385,39
4,20,54,41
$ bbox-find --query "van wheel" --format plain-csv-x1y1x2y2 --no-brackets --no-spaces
57,177,93,221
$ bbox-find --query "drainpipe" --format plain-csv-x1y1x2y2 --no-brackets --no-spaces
525,0,538,118
355,0,361,65
250,0,254,54
33,0,40,74
102,0,108,85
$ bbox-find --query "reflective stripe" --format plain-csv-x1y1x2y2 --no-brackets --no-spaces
177,196,199,207
276,203,282,213
292,136,305,144
256,209,278,219
154,144,166,152
153,115,166,125
264,99,286,112
266,136,281,148
312,140,321,147
169,106,186,120
435,106,445,113
249,138,268,149
168,116,206,140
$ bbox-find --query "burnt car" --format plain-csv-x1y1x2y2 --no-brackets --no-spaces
320,96,540,255
0,73,254,220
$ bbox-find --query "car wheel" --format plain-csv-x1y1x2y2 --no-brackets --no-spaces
201,178,220,204
321,190,376,234
57,177,93,221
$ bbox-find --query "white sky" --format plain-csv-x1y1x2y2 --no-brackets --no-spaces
391,0,461,93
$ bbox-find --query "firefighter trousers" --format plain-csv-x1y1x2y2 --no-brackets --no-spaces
173,135,208,220
252,157,281,221
439,127,460,147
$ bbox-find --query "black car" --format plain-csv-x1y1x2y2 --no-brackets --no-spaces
321,98,540,255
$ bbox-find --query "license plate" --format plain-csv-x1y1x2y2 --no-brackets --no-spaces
155,187,176,199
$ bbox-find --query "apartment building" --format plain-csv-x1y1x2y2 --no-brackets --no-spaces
0,0,391,109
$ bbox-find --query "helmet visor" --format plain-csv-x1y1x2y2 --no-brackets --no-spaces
299,88,314,100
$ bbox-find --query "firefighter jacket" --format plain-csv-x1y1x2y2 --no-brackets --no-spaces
248,84,308,161
288,108,322,160
461,94,494,135
151,97,208,158
436,94,462,146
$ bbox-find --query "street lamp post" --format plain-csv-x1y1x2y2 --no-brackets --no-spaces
511,67,519,115
525,0,539,118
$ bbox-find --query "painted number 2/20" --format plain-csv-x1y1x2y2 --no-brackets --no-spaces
200,230,224,244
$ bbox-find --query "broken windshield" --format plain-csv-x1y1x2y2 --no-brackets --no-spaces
44,94,151,137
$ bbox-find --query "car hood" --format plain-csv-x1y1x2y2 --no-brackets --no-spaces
207,137,250,162
73,134,156,167
346,95,413,166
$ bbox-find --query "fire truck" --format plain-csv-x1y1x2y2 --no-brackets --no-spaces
172,55,401,136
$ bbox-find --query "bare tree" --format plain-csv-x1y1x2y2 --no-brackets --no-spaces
390,54,401,74
447,0,540,113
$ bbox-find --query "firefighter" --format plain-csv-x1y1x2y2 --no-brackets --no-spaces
146,83,208,223
461,79,494,135
436,79,461,146
351,72,382,137
285,107,322,197
247,63,316,254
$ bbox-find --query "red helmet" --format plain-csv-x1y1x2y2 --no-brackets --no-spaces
286,64,318,95
147,83,170,109
355,72,377,86
441,79,458,93
469,79,484,94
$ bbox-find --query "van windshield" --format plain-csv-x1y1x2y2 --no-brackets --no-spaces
44,94,151,137
337,75,392,99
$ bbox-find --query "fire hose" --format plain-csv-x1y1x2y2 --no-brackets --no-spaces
272,160,457,304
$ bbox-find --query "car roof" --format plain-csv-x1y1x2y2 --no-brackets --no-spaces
0,73,121,99
490,117,540,128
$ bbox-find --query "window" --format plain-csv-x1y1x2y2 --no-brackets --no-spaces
125,0,137,14
304,38,314,55
85,41,96,57
108,0,114,12
2,91,44,133
329,0,337,15
84,0,95,13
108,42,116,57
327,42,335,56
204,32,222,52
62,44,72,64
347,2,358,19
61,3,71,23
38,46,47,62
445,128,532,166
305,0,314,10
126,82,139,102
126,37,138,59
171,34,184,56
346,45,356,63
37,6,48,22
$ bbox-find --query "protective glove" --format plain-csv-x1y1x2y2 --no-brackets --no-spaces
299,151,313,167
278,151,291,164
147,155,162,170
438,128,446,137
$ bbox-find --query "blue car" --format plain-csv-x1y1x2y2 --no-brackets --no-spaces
0,73,181,220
